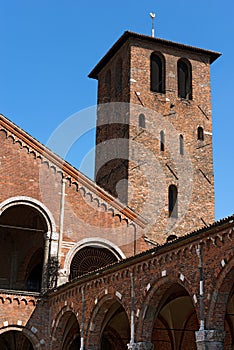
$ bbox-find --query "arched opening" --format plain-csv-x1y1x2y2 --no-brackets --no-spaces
179,134,184,155
152,284,199,349
160,130,165,152
0,204,47,292
197,126,204,141
139,113,146,128
61,313,80,350
69,246,118,280
100,301,130,350
0,330,34,350
177,58,192,100
52,311,81,350
150,52,165,93
168,185,178,218
224,284,234,349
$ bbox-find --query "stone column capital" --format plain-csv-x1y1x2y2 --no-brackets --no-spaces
196,329,225,350
127,342,154,350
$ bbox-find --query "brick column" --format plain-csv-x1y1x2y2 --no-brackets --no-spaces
127,342,154,350
195,330,225,350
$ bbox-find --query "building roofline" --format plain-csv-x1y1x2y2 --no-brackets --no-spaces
47,213,234,296
0,113,147,227
89,31,221,79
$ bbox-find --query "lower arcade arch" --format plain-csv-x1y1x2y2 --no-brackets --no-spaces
52,311,81,350
206,265,234,349
87,296,130,350
139,282,199,350
224,285,234,349
0,330,34,350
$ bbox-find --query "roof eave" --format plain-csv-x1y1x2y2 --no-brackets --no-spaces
88,31,221,80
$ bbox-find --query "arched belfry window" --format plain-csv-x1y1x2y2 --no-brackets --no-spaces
179,134,184,155
115,58,123,96
139,113,146,128
168,185,178,218
150,53,165,93
160,130,165,151
177,58,192,100
197,126,204,141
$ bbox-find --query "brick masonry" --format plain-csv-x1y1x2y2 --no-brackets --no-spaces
0,32,233,349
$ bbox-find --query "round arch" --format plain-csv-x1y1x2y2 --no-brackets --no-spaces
0,196,57,234
86,294,130,350
0,196,58,292
0,325,44,349
63,237,125,277
207,259,234,330
51,307,80,350
136,275,199,348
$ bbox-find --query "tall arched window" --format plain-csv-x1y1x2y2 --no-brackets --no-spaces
197,126,204,141
160,130,165,151
168,185,178,218
115,58,122,96
179,134,184,155
150,53,165,93
139,113,146,128
177,58,192,100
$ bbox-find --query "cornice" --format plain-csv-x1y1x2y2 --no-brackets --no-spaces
0,114,147,228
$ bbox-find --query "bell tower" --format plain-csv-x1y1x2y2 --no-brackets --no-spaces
89,31,221,243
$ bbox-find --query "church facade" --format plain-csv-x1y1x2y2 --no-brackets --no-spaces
0,31,233,349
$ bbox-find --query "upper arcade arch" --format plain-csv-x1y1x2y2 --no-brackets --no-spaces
0,196,57,234
0,196,58,292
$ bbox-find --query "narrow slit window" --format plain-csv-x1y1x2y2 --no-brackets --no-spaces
115,58,123,96
160,130,165,151
179,134,184,155
168,185,178,218
105,70,111,100
150,53,165,93
139,113,146,128
177,58,192,100
197,127,204,141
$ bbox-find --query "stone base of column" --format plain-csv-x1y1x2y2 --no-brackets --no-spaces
127,342,154,350
195,330,225,350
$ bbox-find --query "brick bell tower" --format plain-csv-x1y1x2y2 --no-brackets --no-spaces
89,31,221,244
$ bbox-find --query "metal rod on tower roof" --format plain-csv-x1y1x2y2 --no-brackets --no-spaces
150,12,156,37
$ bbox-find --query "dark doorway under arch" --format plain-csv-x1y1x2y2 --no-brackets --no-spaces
100,301,130,350
61,313,81,350
0,204,47,292
152,284,199,350
0,330,33,350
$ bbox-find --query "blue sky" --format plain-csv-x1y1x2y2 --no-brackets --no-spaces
0,1,233,220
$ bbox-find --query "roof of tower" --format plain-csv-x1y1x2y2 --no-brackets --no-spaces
89,31,221,79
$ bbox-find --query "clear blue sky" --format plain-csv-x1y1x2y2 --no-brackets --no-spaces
0,1,233,220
